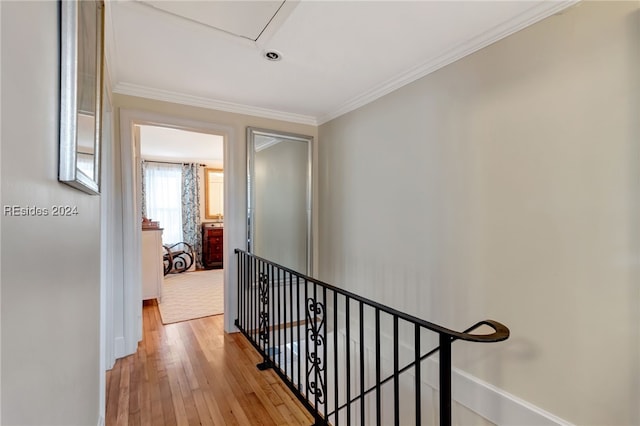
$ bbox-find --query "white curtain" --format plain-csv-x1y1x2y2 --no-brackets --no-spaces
144,162,183,244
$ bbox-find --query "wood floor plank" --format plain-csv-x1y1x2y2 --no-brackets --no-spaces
158,367,177,425
273,380,316,425
106,302,314,425
128,353,142,426
115,357,131,426
138,352,152,426
105,357,121,426
165,358,190,425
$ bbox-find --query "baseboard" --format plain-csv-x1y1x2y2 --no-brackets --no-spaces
448,364,574,426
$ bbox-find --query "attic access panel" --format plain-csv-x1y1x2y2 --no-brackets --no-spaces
140,0,284,41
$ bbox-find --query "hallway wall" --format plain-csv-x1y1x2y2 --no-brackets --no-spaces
1,2,101,424
318,2,640,424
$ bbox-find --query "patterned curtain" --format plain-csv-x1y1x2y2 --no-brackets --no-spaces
182,163,202,268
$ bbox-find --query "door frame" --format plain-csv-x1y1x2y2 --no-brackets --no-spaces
118,109,237,355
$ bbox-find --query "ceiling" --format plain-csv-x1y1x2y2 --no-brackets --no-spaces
138,125,224,167
106,0,578,126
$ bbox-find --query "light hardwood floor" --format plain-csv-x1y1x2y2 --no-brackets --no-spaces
106,301,314,425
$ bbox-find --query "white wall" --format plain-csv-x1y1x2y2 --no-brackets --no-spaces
1,2,101,424
318,2,639,425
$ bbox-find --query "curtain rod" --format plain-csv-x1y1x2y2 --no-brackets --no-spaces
142,159,207,167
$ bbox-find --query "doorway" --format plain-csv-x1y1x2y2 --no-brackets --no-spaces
116,109,238,362
138,124,224,324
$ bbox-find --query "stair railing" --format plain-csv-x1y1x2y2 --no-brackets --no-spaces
234,249,509,426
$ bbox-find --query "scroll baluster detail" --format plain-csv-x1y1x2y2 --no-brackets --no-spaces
258,272,270,344
306,298,326,404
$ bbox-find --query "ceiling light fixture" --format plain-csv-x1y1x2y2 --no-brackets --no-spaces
264,50,282,61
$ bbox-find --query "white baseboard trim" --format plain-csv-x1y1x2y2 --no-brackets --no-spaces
97,415,105,426
449,365,574,426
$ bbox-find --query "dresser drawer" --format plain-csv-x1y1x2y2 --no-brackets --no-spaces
207,235,222,245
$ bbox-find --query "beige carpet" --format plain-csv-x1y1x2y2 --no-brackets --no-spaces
158,269,224,324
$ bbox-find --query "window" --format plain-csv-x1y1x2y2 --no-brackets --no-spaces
144,162,183,244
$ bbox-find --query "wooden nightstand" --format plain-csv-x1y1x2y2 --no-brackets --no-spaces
202,223,223,269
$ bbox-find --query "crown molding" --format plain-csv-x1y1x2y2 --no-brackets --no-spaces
111,0,579,128
317,0,580,125
112,82,318,126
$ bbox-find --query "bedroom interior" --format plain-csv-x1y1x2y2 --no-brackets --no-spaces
139,124,225,324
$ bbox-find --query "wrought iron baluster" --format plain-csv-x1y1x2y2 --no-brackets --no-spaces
345,297,351,426
307,287,326,407
359,302,365,426
269,263,275,364
283,269,288,378
415,324,421,426
239,252,243,329
439,334,452,426
323,286,328,419
305,278,309,402
252,256,257,342
257,264,271,370
393,316,399,426
375,308,381,426
289,271,294,383
297,275,301,389
333,290,339,426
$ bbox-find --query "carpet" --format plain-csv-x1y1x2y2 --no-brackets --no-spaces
158,269,224,324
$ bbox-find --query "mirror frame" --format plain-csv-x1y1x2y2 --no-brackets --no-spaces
204,168,224,220
59,0,105,195
247,127,313,275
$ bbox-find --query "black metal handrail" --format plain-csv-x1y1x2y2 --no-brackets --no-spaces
234,249,509,426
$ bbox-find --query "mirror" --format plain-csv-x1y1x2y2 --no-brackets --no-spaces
247,127,313,275
59,0,104,195
205,168,224,220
